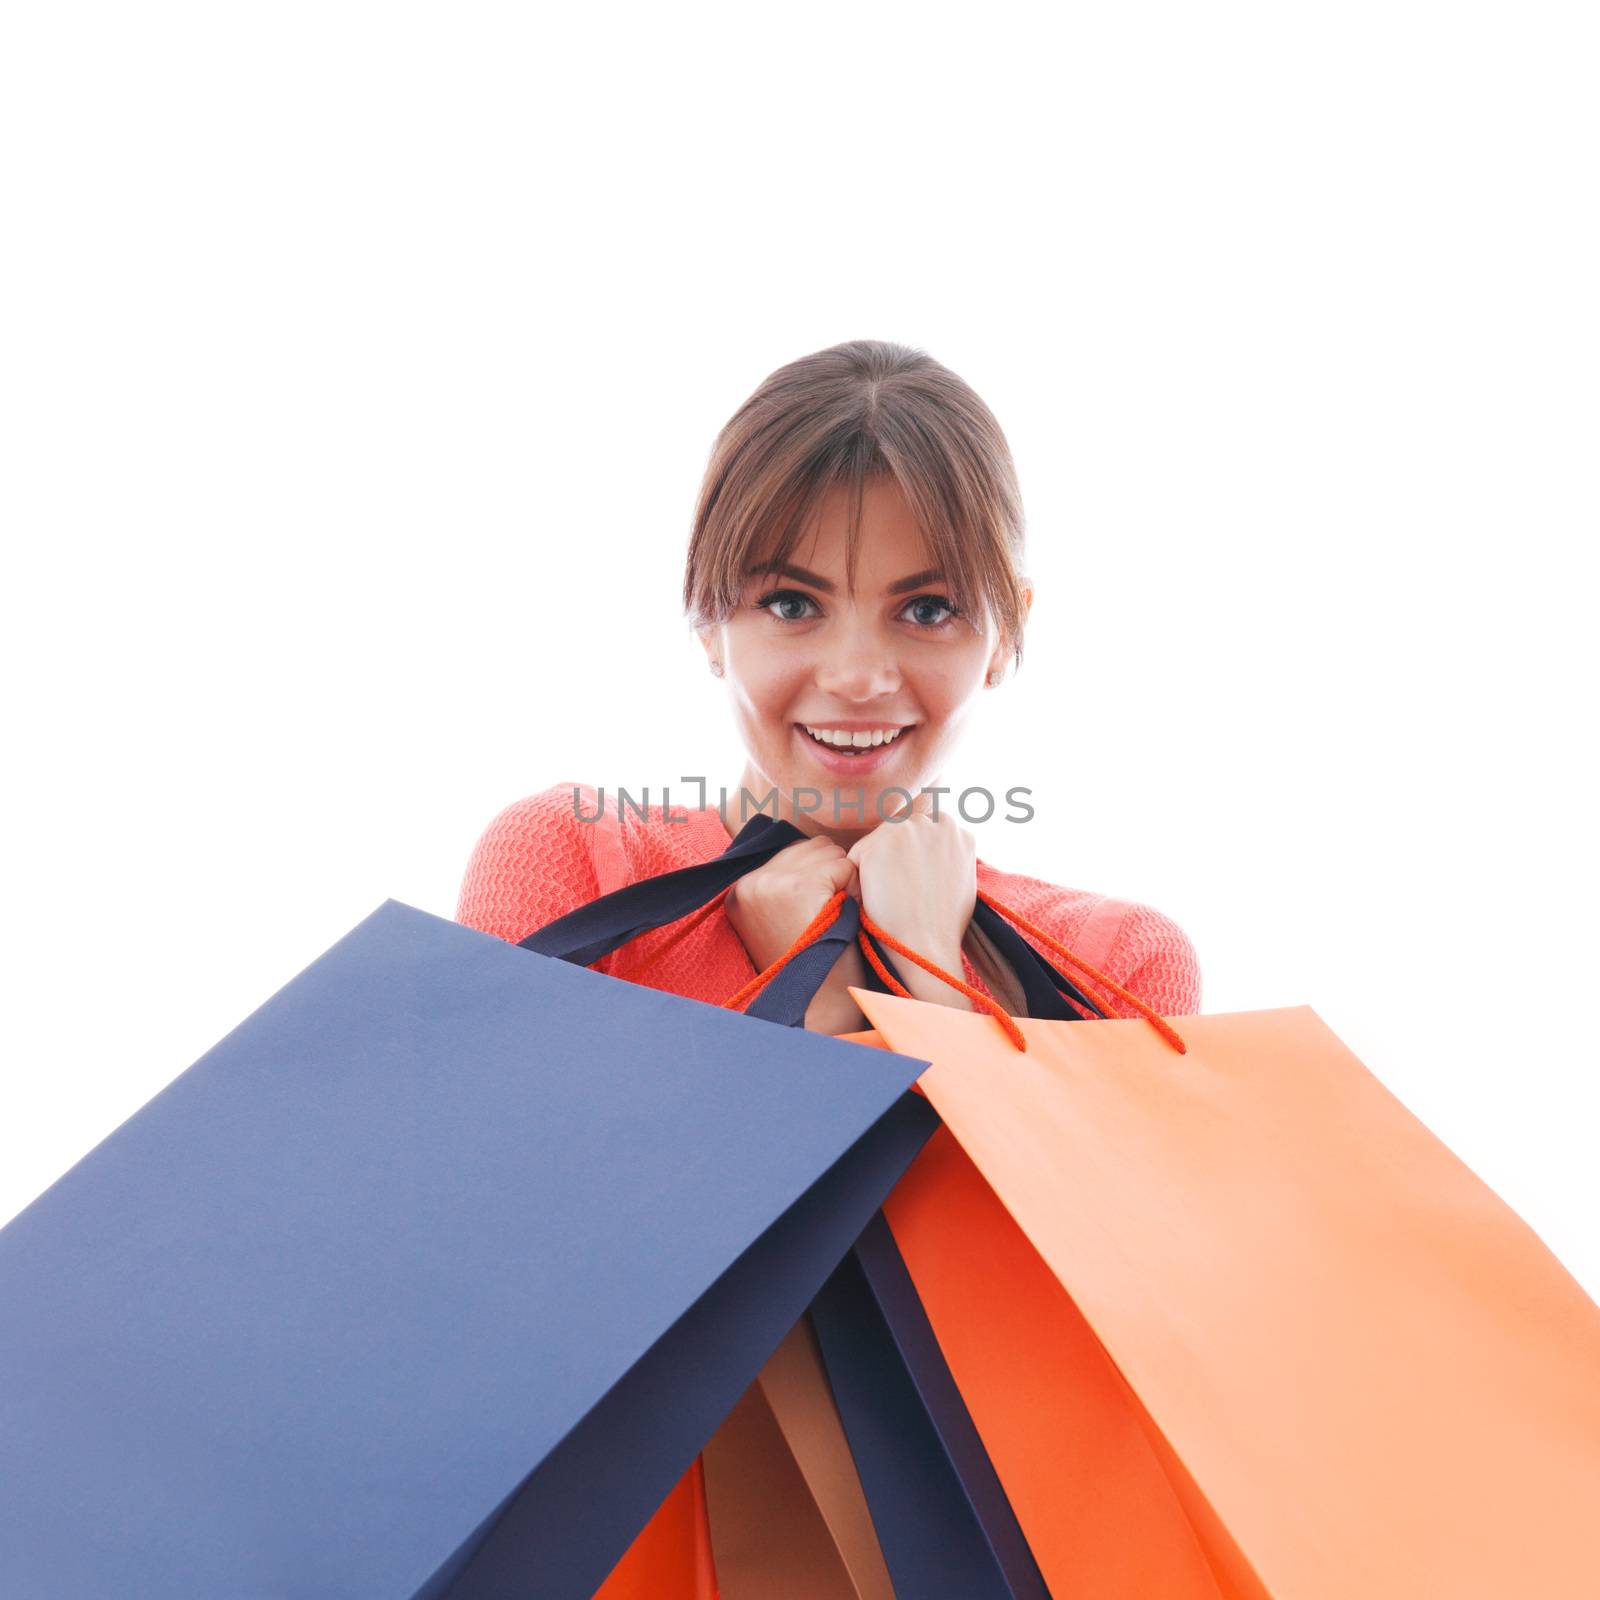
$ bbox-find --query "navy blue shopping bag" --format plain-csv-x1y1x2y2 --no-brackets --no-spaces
0,889,936,1599
810,1212,1050,1599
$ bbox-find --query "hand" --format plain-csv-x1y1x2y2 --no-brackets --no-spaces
723,837,869,1034
847,790,978,1012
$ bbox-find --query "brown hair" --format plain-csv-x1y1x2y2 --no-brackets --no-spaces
683,339,1030,661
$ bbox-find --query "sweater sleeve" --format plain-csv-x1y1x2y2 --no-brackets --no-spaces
1095,900,1203,1019
455,784,602,944
1000,883,1202,1021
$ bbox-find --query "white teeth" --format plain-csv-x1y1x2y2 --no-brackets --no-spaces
803,725,905,749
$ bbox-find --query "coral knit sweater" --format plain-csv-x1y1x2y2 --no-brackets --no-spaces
454,784,1202,1021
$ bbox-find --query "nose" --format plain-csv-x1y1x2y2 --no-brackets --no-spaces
812,618,903,702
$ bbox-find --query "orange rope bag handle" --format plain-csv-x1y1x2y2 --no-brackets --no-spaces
624,888,1188,1056
976,890,1188,1054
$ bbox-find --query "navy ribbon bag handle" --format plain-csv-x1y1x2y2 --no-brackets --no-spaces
520,811,1109,1029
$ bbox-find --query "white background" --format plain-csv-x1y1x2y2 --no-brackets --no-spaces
3,4,1596,1296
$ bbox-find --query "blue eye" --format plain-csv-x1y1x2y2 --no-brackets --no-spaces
900,594,961,628
755,589,820,622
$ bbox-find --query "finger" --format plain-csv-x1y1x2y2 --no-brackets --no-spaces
820,851,856,893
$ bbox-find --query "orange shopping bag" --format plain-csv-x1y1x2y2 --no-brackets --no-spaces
852,991,1600,1600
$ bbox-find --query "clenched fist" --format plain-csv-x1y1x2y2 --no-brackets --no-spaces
723,836,868,1035
847,789,978,1012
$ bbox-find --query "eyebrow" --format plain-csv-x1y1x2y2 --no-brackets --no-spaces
745,562,949,597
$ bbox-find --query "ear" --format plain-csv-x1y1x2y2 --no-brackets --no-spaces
984,580,1033,685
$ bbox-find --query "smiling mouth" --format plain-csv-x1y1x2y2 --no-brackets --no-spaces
797,724,912,755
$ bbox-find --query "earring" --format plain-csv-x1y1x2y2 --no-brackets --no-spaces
709,660,724,678
986,669,1002,686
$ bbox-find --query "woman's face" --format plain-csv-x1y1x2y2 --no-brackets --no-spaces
701,475,1023,837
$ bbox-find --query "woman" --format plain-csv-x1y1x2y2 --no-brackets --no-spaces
455,338,1200,1592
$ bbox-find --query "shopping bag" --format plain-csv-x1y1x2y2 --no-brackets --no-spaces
853,987,1600,1600
881,1120,1228,1598
819,891,1166,1595
828,892,1216,1596
517,813,965,1600
809,1211,1049,1599
514,814,901,1599
524,819,1100,1593
702,1313,894,1600
0,896,938,1599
